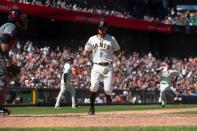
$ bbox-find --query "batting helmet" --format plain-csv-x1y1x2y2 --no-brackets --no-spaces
98,20,108,29
8,8,22,22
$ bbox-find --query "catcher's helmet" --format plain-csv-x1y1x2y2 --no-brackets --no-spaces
98,20,108,29
8,8,22,22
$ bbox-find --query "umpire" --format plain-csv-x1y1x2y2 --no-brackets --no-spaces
0,8,25,115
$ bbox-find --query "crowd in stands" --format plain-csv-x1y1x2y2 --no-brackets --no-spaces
9,40,197,98
6,0,166,23
6,0,197,26
163,7,197,26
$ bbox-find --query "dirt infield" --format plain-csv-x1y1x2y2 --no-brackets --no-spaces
0,108,197,128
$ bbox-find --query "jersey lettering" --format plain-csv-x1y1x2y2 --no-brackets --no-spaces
92,43,98,49
92,42,111,50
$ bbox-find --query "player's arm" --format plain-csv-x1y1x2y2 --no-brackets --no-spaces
1,33,12,66
177,73,183,81
112,36,121,58
83,37,93,58
114,50,121,58
156,66,164,74
82,49,91,58
168,70,182,84
63,64,70,83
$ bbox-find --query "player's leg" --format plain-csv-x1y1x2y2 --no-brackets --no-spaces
0,59,10,115
170,86,182,103
0,85,7,109
103,69,113,105
170,86,177,95
55,84,66,108
158,83,169,107
88,70,100,115
66,82,78,108
0,85,10,115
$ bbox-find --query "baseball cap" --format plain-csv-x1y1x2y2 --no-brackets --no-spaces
98,20,108,29
65,57,74,62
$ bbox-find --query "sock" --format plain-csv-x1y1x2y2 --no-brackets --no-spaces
71,96,76,107
90,91,96,110
106,95,112,105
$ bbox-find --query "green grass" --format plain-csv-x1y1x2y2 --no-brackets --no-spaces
1,127,197,131
6,104,197,115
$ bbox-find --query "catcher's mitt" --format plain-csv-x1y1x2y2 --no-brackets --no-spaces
7,64,21,78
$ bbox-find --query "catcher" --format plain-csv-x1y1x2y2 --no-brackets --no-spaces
0,8,25,115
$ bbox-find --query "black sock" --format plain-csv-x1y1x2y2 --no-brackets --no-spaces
90,91,96,109
106,95,112,105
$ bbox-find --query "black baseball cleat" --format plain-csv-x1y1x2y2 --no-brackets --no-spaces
88,107,95,115
0,108,10,115
158,102,165,108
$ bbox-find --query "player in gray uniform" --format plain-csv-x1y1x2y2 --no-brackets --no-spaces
55,57,78,109
0,8,25,115
83,20,120,115
156,61,182,107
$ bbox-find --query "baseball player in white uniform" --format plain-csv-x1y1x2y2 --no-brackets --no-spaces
55,57,78,109
156,61,182,107
83,20,120,115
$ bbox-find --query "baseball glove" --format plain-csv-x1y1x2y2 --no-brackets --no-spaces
7,64,21,78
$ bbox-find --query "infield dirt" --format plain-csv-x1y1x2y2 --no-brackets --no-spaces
0,108,197,127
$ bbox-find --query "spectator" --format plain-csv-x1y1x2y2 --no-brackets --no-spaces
7,39,197,98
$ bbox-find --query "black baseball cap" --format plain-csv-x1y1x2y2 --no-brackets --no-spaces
98,20,108,29
65,57,74,62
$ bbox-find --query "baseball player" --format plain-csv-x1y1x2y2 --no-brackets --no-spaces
55,57,78,109
83,20,120,115
0,8,24,115
156,61,182,107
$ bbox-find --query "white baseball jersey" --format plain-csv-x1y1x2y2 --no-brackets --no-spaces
55,62,77,108
160,68,179,86
85,34,120,63
61,63,72,85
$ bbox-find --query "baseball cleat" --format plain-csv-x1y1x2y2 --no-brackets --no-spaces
72,104,80,109
158,102,165,108
54,106,61,109
88,108,95,115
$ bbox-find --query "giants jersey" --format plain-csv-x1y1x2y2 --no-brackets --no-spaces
160,69,179,85
61,63,72,85
0,23,17,38
85,34,120,63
